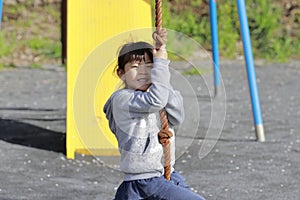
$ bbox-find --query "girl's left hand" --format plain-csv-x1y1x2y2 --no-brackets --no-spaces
152,28,167,49
153,44,168,60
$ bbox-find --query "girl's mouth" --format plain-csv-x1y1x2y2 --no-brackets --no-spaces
137,78,149,83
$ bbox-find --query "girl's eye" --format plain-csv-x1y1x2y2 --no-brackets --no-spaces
141,63,153,68
146,63,153,68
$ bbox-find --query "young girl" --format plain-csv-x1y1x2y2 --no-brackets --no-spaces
104,30,205,200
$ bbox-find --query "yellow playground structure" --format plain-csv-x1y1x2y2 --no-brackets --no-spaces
66,0,153,159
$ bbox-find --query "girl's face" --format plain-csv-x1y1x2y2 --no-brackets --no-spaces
119,53,153,91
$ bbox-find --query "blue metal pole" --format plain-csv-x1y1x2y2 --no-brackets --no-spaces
209,0,220,97
237,0,265,142
0,0,3,30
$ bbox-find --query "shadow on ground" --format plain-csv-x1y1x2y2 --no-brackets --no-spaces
0,118,66,154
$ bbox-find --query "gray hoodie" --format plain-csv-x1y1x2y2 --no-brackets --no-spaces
103,58,184,181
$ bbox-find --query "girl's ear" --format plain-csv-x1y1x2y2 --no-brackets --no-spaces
117,69,125,81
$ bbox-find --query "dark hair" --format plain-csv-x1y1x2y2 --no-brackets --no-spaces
117,41,153,71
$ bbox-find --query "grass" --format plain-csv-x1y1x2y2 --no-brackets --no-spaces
26,38,61,58
0,3,61,68
0,32,16,57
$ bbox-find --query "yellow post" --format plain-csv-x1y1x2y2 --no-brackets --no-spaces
67,0,152,159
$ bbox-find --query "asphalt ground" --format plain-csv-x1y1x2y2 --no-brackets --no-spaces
0,60,299,200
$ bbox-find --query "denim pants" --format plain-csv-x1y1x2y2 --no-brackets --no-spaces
114,171,205,200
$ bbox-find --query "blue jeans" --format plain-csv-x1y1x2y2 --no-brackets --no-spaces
114,171,205,200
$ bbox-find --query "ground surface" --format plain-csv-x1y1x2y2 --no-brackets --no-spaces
0,60,299,200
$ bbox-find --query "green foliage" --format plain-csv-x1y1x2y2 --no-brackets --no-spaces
162,2,210,48
247,0,290,61
157,0,300,61
0,32,16,57
1,0,299,70
7,4,26,15
27,38,48,50
0,3,62,68
43,41,61,59
217,1,240,58
44,5,60,19
26,38,61,59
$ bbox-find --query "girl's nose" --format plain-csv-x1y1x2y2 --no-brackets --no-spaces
137,65,146,74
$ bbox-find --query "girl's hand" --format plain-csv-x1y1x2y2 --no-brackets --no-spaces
158,129,173,144
152,28,167,49
153,28,168,60
153,44,168,60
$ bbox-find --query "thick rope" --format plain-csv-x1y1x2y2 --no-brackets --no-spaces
155,0,172,181
155,0,162,31
159,110,172,180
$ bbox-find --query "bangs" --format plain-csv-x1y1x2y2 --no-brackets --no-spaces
118,42,153,69
124,51,148,64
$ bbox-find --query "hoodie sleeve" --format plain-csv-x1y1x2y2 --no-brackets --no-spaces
117,58,172,117
103,93,117,134
165,89,185,127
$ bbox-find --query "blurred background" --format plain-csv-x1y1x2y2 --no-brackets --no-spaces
0,0,299,69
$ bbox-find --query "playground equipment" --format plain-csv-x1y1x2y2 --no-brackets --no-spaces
0,0,3,29
209,0,220,98
209,0,265,142
66,0,152,159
